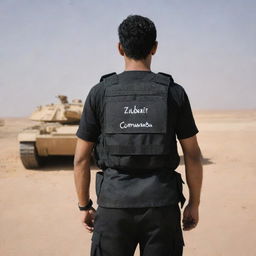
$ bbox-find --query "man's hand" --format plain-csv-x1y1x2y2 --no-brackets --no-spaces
182,203,199,231
80,207,96,233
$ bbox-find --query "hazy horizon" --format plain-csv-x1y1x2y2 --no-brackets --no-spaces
1,0,255,117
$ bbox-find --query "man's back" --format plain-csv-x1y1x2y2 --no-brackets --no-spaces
76,70,197,209
74,15,203,256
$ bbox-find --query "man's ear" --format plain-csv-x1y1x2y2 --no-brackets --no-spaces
151,41,158,56
118,42,125,56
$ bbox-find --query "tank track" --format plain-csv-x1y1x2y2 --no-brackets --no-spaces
19,142,42,169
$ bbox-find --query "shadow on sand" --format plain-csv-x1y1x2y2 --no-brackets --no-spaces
34,156,98,171
179,155,214,165
32,156,96,171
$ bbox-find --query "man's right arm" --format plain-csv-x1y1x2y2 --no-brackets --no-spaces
74,84,101,232
179,134,203,230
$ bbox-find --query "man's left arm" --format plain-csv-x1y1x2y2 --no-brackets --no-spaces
174,86,202,231
179,135,203,231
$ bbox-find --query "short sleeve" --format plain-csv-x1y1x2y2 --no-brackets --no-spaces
175,89,199,140
76,88,100,142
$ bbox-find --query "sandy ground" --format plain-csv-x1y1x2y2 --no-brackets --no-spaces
0,110,256,256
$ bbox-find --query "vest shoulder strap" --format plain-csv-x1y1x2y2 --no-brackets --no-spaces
157,72,184,107
156,72,174,85
100,72,118,84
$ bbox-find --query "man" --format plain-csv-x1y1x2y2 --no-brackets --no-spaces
74,15,203,256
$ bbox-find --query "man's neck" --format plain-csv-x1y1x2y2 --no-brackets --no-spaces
124,56,151,71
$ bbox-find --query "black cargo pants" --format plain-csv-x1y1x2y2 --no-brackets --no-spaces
90,204,184,256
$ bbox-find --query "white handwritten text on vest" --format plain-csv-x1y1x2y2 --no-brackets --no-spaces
120,121,153,129
124,106,148,114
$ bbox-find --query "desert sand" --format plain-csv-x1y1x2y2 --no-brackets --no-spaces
0,110,256,256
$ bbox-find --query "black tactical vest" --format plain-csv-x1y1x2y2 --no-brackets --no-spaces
93,72,180,172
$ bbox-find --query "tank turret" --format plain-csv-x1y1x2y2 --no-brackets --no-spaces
30,95,83,124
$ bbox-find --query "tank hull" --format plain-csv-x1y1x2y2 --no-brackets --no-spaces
35,136,77,156
18,124,78,156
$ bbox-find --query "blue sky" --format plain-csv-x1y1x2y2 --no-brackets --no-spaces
0,0,255,116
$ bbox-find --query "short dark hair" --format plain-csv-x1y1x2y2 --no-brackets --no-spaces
118,15,157,60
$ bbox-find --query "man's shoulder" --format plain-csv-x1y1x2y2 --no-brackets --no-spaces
156,72,187,107
88,72,117,97
94,72,117,88
99,72,117,82
156,72,185,93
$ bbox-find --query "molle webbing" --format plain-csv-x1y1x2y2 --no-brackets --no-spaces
105,144,169,155
95,72,178,172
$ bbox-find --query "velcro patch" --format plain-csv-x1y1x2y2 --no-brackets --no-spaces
104,98,167,134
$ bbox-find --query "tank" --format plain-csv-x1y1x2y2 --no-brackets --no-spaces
18,95,92,169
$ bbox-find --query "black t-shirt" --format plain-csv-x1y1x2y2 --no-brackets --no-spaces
76,70,199,208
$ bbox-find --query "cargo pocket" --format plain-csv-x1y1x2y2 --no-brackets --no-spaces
174,171,186,209
90,231,102,256
95,171,104,198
